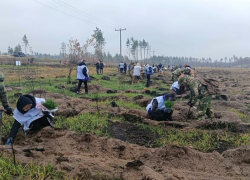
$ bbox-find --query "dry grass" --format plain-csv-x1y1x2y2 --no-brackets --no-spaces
1,66,118,81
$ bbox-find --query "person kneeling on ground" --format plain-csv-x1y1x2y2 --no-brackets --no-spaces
146,93,176,121
170,80,186,95
7,95,54,146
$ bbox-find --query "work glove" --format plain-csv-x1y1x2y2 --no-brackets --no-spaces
4,106,13,115
163,108,173,114
187,101,194,107
6,137,13,146
42,110,49,115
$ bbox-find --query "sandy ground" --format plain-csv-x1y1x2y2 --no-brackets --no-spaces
1,67,250,179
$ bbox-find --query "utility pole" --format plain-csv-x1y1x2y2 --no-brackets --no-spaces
29,47,32,55
115,28,126,61
137,39,139,61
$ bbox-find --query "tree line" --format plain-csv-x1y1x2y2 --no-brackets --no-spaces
1,29,249,67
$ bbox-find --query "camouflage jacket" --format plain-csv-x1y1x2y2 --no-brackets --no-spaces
188,77,210,105
0,71,9,108
129,63,135,76
171,68,190,80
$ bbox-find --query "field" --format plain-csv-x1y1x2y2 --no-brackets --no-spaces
1,63,250,180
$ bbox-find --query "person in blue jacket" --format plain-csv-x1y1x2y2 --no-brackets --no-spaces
145,64,153,87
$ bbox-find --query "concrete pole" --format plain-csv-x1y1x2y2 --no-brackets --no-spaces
115,28,126,61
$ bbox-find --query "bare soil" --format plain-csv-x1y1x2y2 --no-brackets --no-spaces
1,67,250,180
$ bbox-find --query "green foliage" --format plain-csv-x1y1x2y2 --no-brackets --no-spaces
1,114,13,137
55,113,109,136
14,44,22,53
138,123,250,152
3,66,250,157
229,108,250,123
164,101,174,108
42,99,58,110
0,154,65,180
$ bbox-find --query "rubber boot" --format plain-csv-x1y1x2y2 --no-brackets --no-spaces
85,87,88,94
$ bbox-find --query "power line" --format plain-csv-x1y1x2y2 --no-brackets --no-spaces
51,0,118,29
57,0,122,27
32,0,114,29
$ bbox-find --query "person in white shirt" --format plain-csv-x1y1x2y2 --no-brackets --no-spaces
76,59,89,94
146,93,175,121
170,81,180,95
7,95,54,145
119,62,124,73
133,63,141,83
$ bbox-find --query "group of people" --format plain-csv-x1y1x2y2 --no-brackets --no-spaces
95,60,104,74
0,61,217,146
168,64,215,120
119,61,128,74
146,64,215,121
127,62,154,87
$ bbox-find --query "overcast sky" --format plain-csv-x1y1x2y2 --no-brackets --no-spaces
1,0,249,60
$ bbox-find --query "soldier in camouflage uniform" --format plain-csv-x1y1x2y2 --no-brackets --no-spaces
0,71,12,115
171,67,191,82
129,62,135,84
178,76,214,119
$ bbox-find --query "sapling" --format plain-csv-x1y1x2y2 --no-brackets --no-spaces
42,99,58,110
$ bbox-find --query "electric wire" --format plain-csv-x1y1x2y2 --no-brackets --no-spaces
32,0,151,57
53,0,121,28
32,0,114,29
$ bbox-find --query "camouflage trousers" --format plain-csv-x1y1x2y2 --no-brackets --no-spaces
129,72,135,84
0,71,9,108
190,94,214,119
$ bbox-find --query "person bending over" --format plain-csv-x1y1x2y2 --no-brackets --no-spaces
146,93,176,121
7,95,54,146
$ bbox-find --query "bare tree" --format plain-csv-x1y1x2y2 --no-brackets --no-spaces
67,37,95,83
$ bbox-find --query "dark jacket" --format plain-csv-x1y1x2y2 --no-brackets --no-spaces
100,62,104,69
95,62,100,69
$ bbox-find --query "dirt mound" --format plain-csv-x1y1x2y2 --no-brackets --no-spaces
223,146,250,165
1,127,250,179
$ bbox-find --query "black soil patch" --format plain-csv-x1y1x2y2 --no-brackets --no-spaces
122,113,142,123
212,141,233,154
107,121,158,147
126,160,144,169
